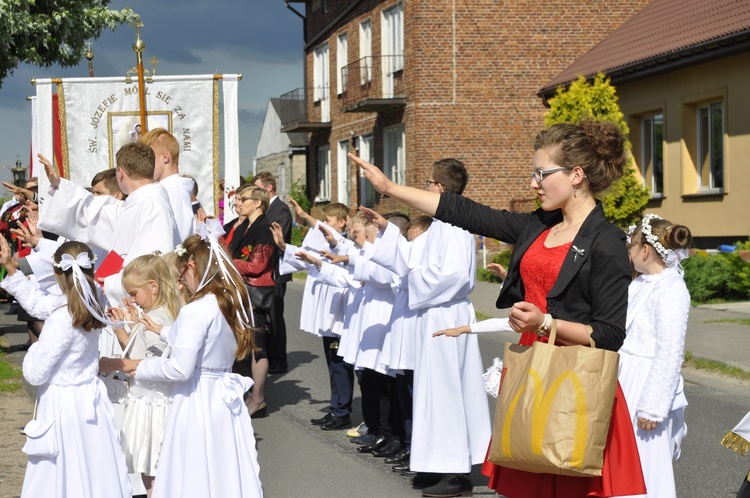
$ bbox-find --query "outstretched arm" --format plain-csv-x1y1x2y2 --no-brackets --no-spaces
288,198,318,227
349,153,440,216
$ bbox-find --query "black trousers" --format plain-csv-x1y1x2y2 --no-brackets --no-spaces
322,336,354,418
738,472,750,498
266,282,288,370
358,368,405,442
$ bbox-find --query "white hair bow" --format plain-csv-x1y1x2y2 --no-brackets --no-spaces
52,251,120,328
664,248,689,275
193,221,254,330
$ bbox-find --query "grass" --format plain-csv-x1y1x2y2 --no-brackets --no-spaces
705,318,750,326
0,352,23,393
683,351,750,381
292,271,308,282
475,311,493,322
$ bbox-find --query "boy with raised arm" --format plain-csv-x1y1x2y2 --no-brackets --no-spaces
357,158,490,498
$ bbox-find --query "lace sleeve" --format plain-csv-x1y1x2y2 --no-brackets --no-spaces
22,309,75,386
0,271,66,320
636,275,690,422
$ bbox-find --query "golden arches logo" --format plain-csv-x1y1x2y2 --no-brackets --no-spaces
501,368,588,468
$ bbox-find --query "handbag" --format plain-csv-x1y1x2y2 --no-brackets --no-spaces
488,325,619,476
21,396,59,458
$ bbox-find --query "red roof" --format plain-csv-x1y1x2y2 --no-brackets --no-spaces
540,0,750,94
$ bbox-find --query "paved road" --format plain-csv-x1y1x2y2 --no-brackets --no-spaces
2,280,749,497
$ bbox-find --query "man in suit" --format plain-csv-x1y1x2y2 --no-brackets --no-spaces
252,172,292,374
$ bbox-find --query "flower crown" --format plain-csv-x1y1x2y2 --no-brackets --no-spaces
174,244,187,257
628,213,690,274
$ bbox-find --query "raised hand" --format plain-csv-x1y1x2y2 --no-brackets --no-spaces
288,198,316,226
10,222,40,249
486,263,508,281
269,222,286,251
318,224,338,248
320,250,349,266
195,207,208,224
348,152,393,195
432,325,471,338
0,236,15,273
38,154,61,188
295,250,322,270
1,182,35,201
138,313,164,334
358,206,388,232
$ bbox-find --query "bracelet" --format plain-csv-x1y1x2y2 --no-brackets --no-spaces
536,313,553,336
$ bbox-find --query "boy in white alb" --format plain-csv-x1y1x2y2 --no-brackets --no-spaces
361,159,491,497
140,128,196,242
37,142,179,304
272,202,356,431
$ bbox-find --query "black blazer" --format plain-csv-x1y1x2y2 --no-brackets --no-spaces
435,194,631,351
264,197,293,284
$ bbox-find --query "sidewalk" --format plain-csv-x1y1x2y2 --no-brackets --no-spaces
469,280,750,372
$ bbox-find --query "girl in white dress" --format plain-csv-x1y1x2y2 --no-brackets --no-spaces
108,224,263,498
620,214,692,498
0,239,131,498
101,253,180,496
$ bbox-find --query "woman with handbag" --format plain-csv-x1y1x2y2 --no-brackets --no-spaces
0,239,131,498
224,185,276,418
351,121,646,497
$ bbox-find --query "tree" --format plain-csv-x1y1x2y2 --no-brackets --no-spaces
0,1,137,87
544,73,650,228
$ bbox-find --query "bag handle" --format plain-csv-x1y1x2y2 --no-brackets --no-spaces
546,321,595,348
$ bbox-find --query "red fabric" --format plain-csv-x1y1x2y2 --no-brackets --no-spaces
223,223,239,248
482,384,645,498
482,229,646,497
518,229,570,346
233,243,275,287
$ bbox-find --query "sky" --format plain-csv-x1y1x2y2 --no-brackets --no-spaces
0,0,305,185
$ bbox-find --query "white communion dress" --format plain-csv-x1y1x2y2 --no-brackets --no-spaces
135,294,263,498
0,271,131,498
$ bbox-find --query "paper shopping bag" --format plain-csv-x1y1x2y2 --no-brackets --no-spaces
488,328,619,476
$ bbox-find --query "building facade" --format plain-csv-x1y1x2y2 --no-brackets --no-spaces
283,0,649,217
541,0,750,246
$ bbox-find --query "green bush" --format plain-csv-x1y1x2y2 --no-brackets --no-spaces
289,180,311,214
683,252,750,304
545,73,650,228
733,239,750,251
477,249,512,283
291,225,308,247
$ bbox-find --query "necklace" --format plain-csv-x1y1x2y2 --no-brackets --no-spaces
551,221,582,237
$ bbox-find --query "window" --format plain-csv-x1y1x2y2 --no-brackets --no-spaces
316,145,331,202
313,43,330,121
641,113,664,196
358,135,377,206
359,20,372,84
697,102,723,190
337,140,350,205
382,3,404,97
383,124,405,185
336,33,348,95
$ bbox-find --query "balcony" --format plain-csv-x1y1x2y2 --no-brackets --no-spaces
278,87,332,133
341,56,407,113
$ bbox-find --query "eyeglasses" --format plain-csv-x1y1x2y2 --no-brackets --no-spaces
425,180,440,188
237,196,254,203
178,265,190,286
531,167,568,185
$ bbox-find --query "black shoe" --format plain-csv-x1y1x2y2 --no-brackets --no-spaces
411,472,443,489
421,474,472,497
372,439,403,458
310,413,334,426
321,415,351,431
401,469,418,478
4,303,18,315
268,364,288,375
385,447,410,464
392,463,410,473
356,434,388,453
350,433,379,445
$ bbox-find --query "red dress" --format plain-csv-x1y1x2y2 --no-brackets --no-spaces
482,229,646,498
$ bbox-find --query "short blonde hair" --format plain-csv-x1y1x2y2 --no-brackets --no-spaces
140,128,180,166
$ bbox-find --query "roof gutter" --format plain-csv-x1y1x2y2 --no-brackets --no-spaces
537,30,750,105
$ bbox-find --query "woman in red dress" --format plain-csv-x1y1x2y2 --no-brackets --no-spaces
352,121,646,498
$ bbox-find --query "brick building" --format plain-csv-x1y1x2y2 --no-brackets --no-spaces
281,0,650,217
